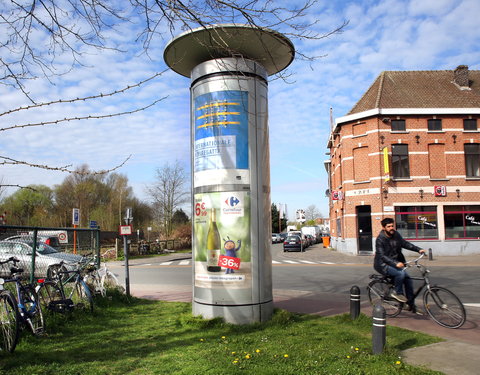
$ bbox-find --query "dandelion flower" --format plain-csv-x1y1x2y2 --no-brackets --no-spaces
221,336,226,339
231,352,236,355
245,354,251,359
346,355,351,359
355,347,359,351
395,361,401,365
233,360,238,365
284,354,289,358
199,338,204,342
256,349,261,353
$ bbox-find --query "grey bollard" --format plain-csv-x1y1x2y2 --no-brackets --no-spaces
372,304,386,354
428,247,433,261
350,285,361,320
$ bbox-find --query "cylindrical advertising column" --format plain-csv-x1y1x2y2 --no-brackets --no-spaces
191,58,272,324
164,24,294,324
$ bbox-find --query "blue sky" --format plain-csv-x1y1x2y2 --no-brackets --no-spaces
1,0,480,220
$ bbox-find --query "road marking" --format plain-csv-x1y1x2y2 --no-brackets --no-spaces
272,260,281,264
283,260,299,264
179,260,190,265
144,263,152,266
160,261,172,266
298,260,317,264
319,261,335,265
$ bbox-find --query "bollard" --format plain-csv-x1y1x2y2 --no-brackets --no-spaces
350,285,361,320
428,247,433,261
372,304,386,354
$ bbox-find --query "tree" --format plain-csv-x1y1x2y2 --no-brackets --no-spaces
1,1,347,191
305,204,322,222
271,203,287,233
146,161,189,238
0,185,55,226
172,209,190,227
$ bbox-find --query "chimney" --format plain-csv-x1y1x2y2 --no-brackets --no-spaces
453,65,470,89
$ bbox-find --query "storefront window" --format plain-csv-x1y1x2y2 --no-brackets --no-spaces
395,206,438,239
444,205,480,239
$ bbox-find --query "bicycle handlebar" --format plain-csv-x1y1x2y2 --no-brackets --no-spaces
405,252,426,267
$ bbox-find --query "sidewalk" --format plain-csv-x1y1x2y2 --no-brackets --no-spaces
127,246,480,375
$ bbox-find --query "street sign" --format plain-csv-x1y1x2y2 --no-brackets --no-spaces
89,220,98,229
72,208,80,226
119,225,133,235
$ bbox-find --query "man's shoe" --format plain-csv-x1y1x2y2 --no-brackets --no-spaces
390,292,408,303
407,305,424,316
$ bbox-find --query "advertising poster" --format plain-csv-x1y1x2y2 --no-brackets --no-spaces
194,90,249,174
193,191,251,289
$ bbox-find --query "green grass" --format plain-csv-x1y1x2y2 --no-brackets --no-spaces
1,293,443,375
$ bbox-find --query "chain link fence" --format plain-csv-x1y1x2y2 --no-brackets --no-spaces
0,225,100,282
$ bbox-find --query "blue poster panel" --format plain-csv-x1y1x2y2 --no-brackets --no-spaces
194,90,249,172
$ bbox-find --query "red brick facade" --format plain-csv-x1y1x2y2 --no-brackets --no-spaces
327,67,480,256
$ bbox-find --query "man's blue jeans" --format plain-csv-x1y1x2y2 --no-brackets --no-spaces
386,266,414,305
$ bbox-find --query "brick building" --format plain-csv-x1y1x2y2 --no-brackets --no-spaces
326,65,480,256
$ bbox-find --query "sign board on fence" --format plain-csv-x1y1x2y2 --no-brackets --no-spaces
89,220,98,229
119,225,133,235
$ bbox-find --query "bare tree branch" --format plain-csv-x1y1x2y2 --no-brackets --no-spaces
0,154,132,175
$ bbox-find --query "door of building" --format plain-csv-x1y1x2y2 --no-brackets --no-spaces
356,206,372,254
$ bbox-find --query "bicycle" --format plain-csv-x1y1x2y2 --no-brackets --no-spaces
367,253,466,328
0,266,19,353
37,260,93,313
83,257,123,297
0,257,44,340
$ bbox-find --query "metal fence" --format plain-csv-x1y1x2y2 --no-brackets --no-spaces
0,225,100,282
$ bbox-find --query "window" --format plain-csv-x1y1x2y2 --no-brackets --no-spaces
464,119,478,131
428,119,442,131
336,217,342,238
391,120,406,131
395,206,438,239
392,144,410,178
444,205,480,239
465,144,480,177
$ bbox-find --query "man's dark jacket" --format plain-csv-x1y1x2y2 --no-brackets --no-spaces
374,230,421,274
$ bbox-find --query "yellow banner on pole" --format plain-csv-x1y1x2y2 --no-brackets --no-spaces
383,147,390,182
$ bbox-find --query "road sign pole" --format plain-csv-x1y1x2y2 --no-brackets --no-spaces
123,233,130,297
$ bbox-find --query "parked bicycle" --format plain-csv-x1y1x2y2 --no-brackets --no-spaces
37,260,93,313
0,257,44,353
367,253,466,328
83,256,123,297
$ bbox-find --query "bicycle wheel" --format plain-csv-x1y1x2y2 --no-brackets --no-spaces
20,285,45,336
423,286,466,329
0,290,19,353
37,280,65,310
101,271,124,296
84,271,104,297
367,280,403,317
64,279,93,313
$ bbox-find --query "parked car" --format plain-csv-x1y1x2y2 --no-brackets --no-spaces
283,234,304,252
271,233,282,243
279,232,288,242
288,230,309,248
4,234,61,250
305,234,315,247
0,240,86,278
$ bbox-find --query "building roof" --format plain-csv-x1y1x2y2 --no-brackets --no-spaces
348,66,480,115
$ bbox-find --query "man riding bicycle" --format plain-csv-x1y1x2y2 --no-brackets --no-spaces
374,218,427,314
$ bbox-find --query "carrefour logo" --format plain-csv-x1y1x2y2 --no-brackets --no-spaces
225,196,240,207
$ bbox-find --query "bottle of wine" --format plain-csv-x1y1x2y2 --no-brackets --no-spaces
206,208,221,272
